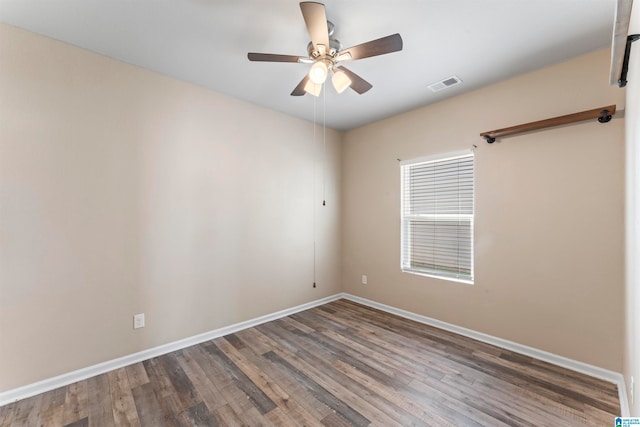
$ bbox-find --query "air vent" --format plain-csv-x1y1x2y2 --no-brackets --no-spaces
428,76,462,92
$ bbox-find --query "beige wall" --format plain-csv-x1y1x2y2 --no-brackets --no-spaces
342,49,625,371
0,24,342,392
625,2,640,416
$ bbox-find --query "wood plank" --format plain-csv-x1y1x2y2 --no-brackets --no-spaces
175,347,230,412
234,332,334,421
61,381,88,425
210,403,245,427
233,328,275,355
223,333,246,351
125,362,150,389
331,358,458,427
86,374,115,426
63,417,89,427
203,341,277,415
278,315,317,334
263,350,371,427
321,411,355,427
108,368,140,427
16,393,43,426
187,344,270,426
215,337,325,427
156,352,201,410
0,402,16,426
264,406,299,427
131,383,170,427
181,401,219,427
35,386,66,426
141,358,184,423
405,376,513,427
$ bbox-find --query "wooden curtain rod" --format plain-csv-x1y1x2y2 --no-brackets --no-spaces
480,105,616,143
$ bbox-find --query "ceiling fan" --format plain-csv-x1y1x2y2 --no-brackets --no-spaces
247,2,403,97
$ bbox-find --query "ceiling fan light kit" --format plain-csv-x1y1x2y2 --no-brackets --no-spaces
247,1,403,97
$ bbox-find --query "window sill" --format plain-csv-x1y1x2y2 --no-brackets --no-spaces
401,268,474,285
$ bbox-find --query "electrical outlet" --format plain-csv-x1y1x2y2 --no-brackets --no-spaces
362,274,368,285
632,376,635,405
133,313,145,329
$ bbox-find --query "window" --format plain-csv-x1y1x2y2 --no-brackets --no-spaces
400,151,474,283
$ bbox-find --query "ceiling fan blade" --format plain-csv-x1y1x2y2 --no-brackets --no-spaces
337,33,403,62
291,75,310,96
248,53,305,63
300,2,330,53
336,66,373,94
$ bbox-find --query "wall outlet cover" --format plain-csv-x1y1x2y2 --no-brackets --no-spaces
133,313,145,329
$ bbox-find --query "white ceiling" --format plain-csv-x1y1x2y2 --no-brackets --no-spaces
0,0,617,131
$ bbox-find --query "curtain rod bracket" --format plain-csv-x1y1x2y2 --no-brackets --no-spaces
618,34,640,88
598,109,613,123
483,135,496,144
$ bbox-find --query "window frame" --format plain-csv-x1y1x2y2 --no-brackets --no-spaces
400,150,475,284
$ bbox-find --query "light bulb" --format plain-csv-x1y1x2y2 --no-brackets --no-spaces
309,61,328,84
331,69,352,94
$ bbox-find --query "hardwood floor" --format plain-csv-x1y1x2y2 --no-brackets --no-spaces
0,299,620,426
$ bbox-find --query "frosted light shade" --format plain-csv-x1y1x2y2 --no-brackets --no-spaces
304,79,322,96
332,70,351,94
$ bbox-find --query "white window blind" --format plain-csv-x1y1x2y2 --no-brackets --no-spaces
401,152,474,283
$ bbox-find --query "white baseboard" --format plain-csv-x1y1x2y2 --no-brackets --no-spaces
0,293,342,407
1,292,629,417
339,293,630,417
